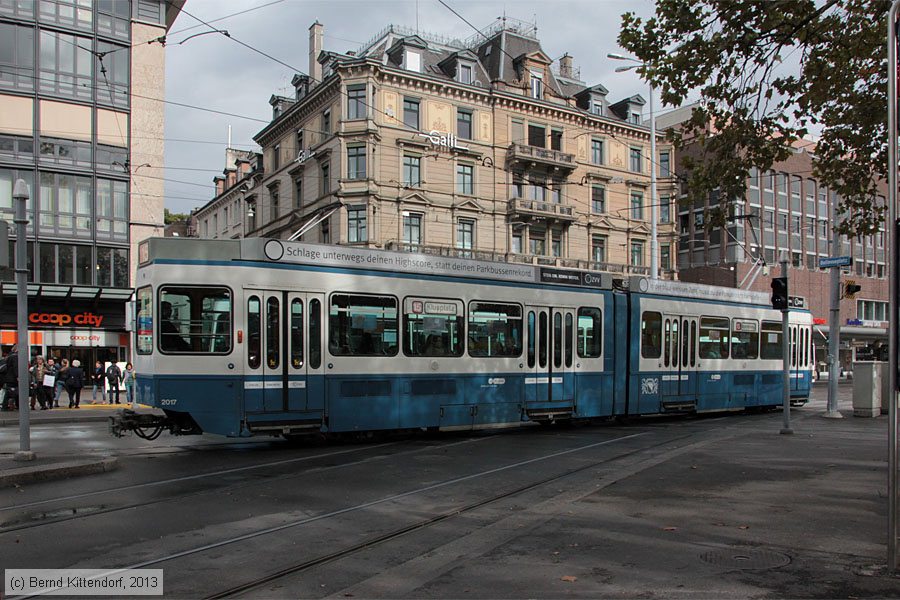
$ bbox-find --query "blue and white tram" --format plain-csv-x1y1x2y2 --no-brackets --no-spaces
115,237,811,439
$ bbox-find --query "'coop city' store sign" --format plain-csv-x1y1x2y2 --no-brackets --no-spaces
29,311,105,327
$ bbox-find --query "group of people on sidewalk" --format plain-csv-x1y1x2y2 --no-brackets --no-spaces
0,345,135,411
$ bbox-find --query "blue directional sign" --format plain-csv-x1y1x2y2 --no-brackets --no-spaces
818,256,852,268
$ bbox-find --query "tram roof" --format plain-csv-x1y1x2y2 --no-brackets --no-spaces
138,237,772,305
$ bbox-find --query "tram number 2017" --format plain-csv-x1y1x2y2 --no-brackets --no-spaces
160,398,178,406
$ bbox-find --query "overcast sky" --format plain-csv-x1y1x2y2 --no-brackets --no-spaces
163,0,658,215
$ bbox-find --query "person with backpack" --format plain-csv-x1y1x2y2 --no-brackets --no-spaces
105,362,122,404
65,359,85,408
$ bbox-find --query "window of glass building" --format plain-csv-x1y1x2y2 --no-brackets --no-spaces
98,0,131,39
40,0,92,30
39,30,93,100
39,138,92,167
0,23,35,91
40,172,92,239
96,178,127,241
96,42,129,107
97,246,129,288
0,135,34,161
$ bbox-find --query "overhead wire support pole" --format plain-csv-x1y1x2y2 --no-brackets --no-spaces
887,0,900,572
825,191,843,419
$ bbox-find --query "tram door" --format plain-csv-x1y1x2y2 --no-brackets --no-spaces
244,290,325,415
660,314,698,403
524,306,576,415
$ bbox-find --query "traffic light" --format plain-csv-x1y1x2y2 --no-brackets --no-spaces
771,277,788,310
844,281,862,299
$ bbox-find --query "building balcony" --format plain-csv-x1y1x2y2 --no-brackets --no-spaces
507,143,576,172
508,198,577,222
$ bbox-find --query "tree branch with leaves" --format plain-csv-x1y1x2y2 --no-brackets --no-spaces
619,0,889,235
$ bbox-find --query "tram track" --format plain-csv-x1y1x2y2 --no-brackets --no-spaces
0,436,497,532
60,431,664,600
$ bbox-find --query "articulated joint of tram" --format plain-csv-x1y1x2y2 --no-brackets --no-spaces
109,409,202,440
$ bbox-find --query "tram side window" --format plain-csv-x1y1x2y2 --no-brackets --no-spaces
158,286,232,354
640,311,661,359
760,321,783,359
699,316,730,359
136,286,152,355
309,299,321,369
467,302,522,357
577,307,602,358
329,293,398,356
730,319,759,359
403,297,464,357
247,296,261,368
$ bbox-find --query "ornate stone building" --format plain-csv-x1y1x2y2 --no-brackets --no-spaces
195,18,678,277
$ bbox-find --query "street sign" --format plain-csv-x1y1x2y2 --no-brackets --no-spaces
818,256,852,268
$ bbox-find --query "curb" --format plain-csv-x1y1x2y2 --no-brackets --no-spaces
0,456,118,487
0,413,117,427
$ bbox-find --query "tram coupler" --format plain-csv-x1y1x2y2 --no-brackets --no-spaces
109,409,201,439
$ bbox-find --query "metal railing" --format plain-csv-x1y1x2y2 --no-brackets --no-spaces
507,143,575,167
507,198,576,220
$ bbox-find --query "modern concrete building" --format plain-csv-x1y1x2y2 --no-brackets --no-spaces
194,18,679,277
0,0,183,363
665,105,889,374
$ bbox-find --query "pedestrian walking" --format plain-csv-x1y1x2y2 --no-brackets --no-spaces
65,359,84,408
54,358,68,408
106,362,122,404
30,356,50,410
123,362,136,405
2,345,19,411
92,360,106,404
43,357,57,410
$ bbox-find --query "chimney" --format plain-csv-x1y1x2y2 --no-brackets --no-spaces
559,53,573,79
309,21,323,83
214,176,225,196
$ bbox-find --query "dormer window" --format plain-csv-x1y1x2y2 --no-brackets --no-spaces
591,102,603,115
630,111,642,125
405,50,421,73
459,64,472,85
530,71,543,99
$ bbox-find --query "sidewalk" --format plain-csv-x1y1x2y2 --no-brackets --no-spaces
0,401,154,427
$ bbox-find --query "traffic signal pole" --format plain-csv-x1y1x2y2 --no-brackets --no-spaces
780,256,793,435
825,195,843,419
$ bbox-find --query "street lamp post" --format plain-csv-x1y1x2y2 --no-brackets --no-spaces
12,178,33,462
608,53,658,280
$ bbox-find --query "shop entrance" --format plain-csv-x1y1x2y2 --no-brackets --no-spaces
46,346,123,367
